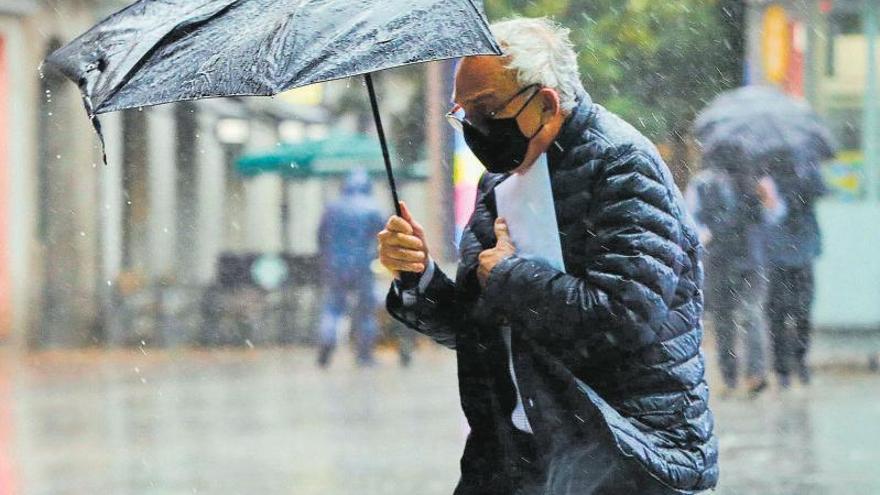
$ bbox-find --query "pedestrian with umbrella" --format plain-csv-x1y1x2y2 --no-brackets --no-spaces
693,86,834,392
766,146,828,388
48,5,720,493
684,149,787,397
379,17,717,494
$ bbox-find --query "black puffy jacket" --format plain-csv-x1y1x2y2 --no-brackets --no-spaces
388,93,718,493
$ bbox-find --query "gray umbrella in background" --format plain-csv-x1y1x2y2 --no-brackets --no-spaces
694,86,836,172
45,0,501,215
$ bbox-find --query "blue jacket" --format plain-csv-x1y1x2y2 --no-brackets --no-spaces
767,156,827,268
686,168,786,275
388,94,718,493
318,190,385,276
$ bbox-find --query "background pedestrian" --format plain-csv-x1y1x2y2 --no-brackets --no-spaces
687,158,786,397
316,170,386,368
766,150,828,387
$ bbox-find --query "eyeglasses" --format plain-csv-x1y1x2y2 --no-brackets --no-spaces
446,84,542,134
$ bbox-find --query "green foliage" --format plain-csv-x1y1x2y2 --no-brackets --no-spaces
484,0,743,141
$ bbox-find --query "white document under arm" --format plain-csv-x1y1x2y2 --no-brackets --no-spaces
494,154,566,273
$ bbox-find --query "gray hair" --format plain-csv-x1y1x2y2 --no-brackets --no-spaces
490,17,585,113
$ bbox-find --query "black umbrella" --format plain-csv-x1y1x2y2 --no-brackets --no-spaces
694,86,835,172
45,0,501,215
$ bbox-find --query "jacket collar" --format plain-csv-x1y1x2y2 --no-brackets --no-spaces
549,90,594,164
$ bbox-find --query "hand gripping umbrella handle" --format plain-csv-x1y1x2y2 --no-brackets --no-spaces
365,73,421,288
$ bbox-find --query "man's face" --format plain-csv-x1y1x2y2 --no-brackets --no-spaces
453,57,521,123
452,56,560,173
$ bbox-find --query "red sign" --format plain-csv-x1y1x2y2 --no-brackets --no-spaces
785,21,806,97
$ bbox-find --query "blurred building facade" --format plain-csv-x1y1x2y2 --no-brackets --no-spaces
746,0,880,331
0,0,106,347
0,1,441,348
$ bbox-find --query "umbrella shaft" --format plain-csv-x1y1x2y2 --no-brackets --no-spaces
365,74,402,216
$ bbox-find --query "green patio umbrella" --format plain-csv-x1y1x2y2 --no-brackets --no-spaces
236,133,393,178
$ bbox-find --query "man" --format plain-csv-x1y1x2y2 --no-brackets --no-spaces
316,170,385,367
377,18,717,494
766,150,826,387
686,162,786,396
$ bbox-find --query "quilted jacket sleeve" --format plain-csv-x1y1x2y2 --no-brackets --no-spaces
484,151,686,351
386,265,459,349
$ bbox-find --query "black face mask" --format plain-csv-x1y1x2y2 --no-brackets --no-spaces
461,87,545,174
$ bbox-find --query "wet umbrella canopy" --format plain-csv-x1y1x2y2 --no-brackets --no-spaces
694,86,836,171
45,0,501,212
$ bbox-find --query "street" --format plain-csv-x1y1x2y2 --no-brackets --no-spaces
2,1,879,494
2,346,879,495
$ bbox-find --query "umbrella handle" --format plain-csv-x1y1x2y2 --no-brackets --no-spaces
366,73,421,288
365,73,403,217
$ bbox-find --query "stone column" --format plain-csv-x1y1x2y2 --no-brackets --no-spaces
244,174,284,253
98,112,125,345
146,106,177,280
1,19,31,346
287,178,323,255
425,61,454,262
195,110,226,284
244,120,283,253
100,113,124,287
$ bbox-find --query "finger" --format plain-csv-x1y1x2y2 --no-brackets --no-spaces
379,232,424,250
386,215,414,235
380,255,425,274
411,219,426,239
399,201,426,238
494,218,512,244
399,201,414,223
382,260,422,275
383,248,427,263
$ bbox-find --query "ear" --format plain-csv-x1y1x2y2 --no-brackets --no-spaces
538,88,562,118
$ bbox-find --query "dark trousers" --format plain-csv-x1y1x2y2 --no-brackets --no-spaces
709,268,769,388
767,264,815,376
318,269,377,361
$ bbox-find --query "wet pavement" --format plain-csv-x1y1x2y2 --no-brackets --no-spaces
711,373,880,494
2,346,879,495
